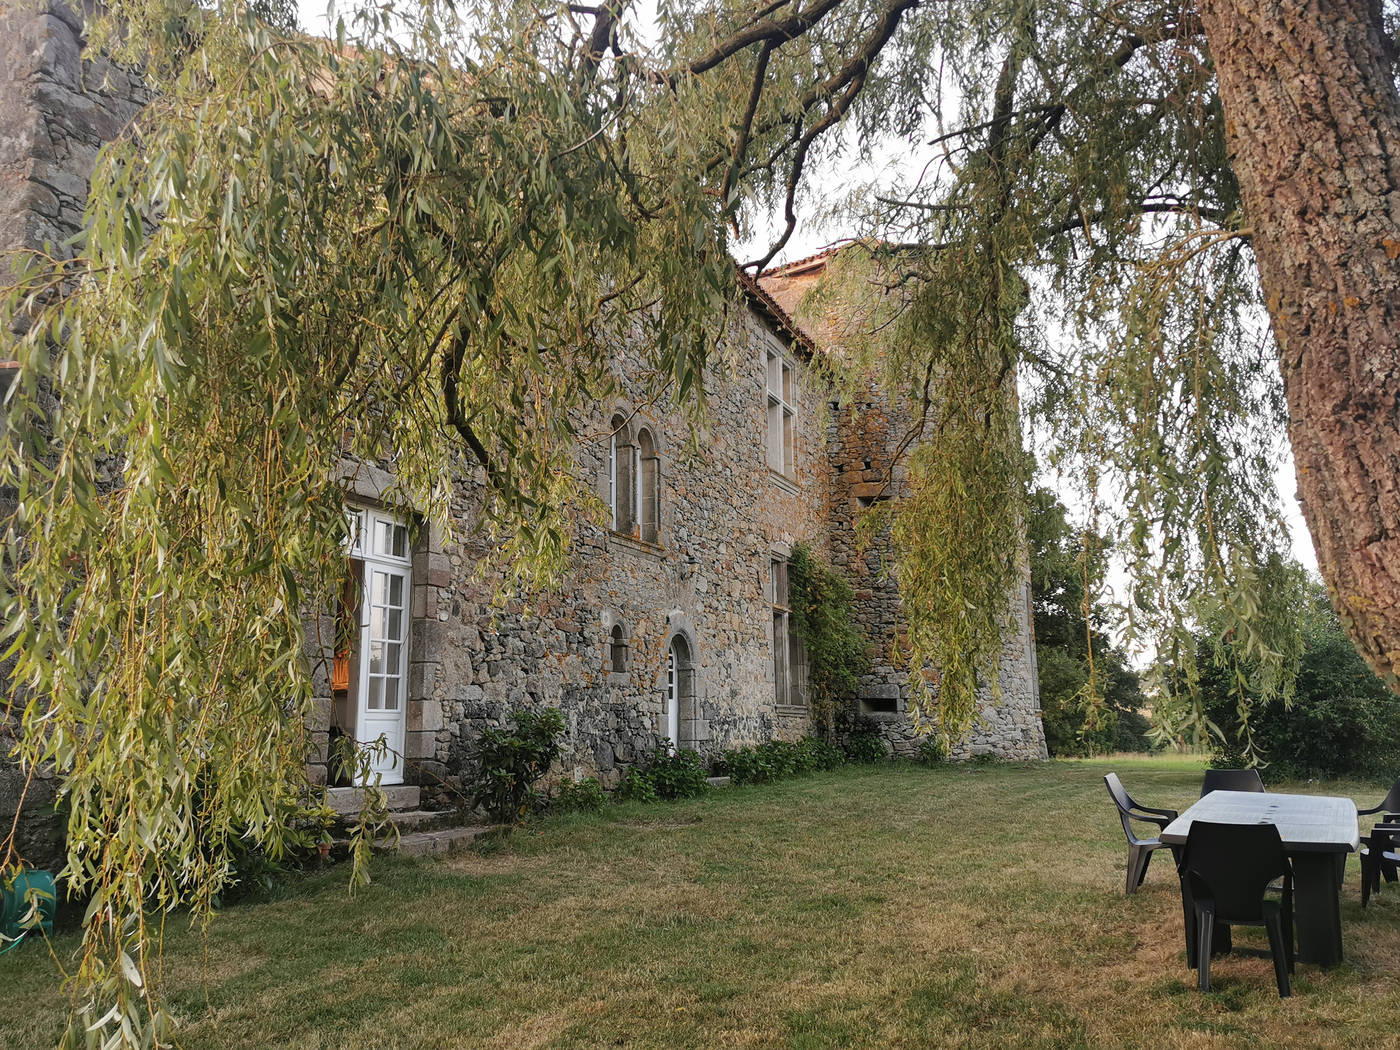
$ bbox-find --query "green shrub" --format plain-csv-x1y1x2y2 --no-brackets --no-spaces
795,736,844,772
1198,581,1400,779
615,767,659,803
643,747,710,800
845,731,885,764
917,735,948,765
720,737,845,786
469,708,566,823
554,777,607,813
718,745,772,785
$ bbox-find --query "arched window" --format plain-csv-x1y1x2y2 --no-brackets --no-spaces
636,427,659,545
608,623,629,674
608,413,635,533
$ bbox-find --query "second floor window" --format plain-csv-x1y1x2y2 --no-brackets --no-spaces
766,348,796,476
608,414,660,544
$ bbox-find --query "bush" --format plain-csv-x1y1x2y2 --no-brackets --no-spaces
845,731,885,764
796,736,844,772
554,777,607,814
917,735,948,765
615,766,659,803
718,737,844,786
469,708,566,823
1199,582,1400,779
718,745,772,786
643,747,710,801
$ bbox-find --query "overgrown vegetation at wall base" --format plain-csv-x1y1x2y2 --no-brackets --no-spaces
616,747,711,802
469,709,566,823
788,544,871,738
718,737,845,786
552,777,608,814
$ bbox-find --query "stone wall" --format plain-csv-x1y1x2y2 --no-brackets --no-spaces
0,0,147,869
762,255,1048,761
0,0,144,267
311,309,835,799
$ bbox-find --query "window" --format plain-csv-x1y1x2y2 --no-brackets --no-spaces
665,635,694,750
636,427,659,545
608,623,629,674
608,414,661,544
609,414,634,533
335,506,413,784
766,348,796,476
770,557,808,709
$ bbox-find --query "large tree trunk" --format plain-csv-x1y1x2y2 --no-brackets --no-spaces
1198,0,1400,686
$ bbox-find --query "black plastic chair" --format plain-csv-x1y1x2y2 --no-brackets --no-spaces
1178,820,1294,997
1104,773,1179,895
1200,768,1266,797
1357,777,1400,819
1361,821,1400,907
1358,779,1400,900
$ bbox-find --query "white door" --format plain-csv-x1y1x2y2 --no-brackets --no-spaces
665,644,680,750
348,509,412,785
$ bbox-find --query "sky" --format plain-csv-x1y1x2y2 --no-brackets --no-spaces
291,0,1321,582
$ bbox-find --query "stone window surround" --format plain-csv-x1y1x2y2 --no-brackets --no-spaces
606,407,662,546
601,611,631,680
768,541,809,717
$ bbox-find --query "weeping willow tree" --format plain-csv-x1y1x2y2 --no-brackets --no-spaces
3,0,1400,1042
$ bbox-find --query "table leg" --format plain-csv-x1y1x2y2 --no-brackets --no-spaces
1291,851,1345,967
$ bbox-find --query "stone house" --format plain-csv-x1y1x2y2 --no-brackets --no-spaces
0,1,1045,854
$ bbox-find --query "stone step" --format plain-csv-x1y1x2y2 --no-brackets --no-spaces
387,809,465,833
325,784,421,816
390,825,493,858
706,776,732,788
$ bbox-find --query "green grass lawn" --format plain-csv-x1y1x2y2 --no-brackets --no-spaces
5,756,1400,1048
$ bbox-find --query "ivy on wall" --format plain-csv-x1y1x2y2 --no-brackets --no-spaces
788,543,871,739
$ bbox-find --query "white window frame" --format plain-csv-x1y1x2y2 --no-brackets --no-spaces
609,432,617,530
344,506,413,784
766,345,797,477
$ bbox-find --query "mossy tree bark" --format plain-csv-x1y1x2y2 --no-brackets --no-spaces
1199,0,1400,683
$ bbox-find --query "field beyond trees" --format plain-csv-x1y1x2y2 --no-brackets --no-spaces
5,757,1400,1048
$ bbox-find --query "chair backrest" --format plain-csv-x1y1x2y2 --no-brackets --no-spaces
1182,820,1288,921
1104,772,1134,815
1379,777,1400,815
1200,767,1265,797
1104,773,1154,845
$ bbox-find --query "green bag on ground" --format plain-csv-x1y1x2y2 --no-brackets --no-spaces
1,869,56,951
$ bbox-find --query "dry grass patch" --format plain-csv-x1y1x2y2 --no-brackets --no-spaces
3,758,1400,1048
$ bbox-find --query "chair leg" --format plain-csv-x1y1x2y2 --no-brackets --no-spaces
1196,906,1215,993
1362,848,1374,908
1127,844,1151,894
1264,912,1291,998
